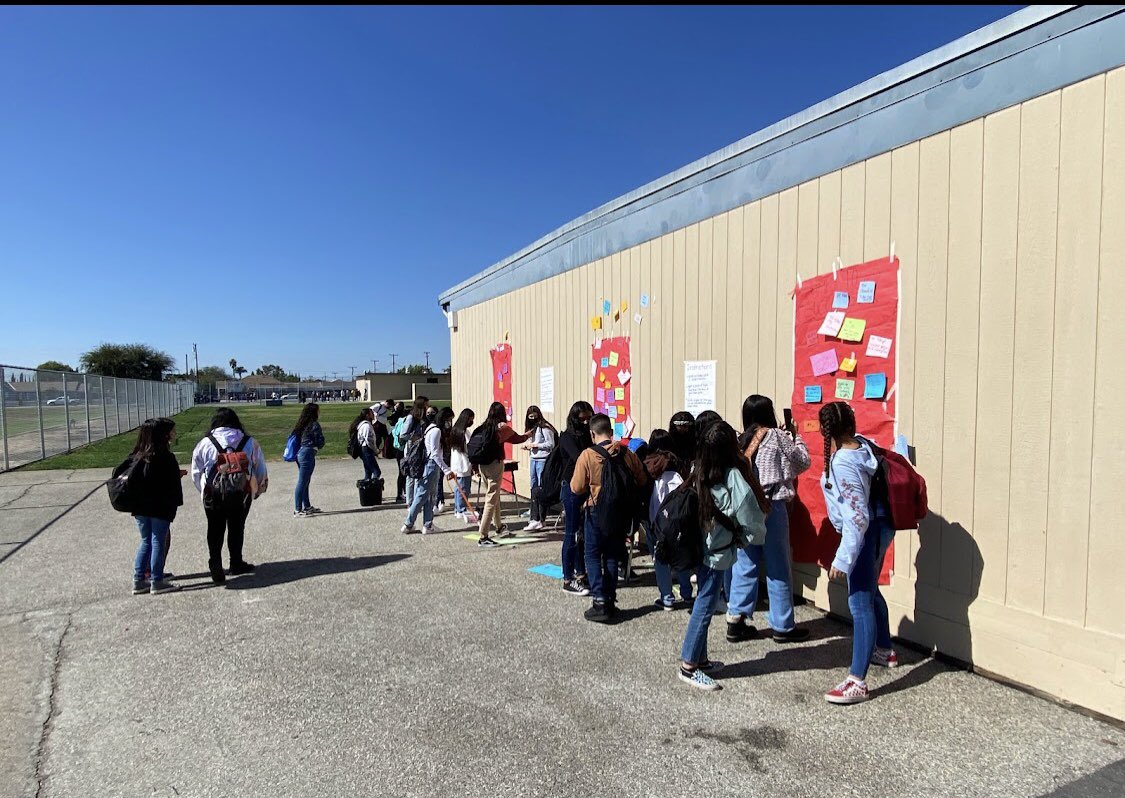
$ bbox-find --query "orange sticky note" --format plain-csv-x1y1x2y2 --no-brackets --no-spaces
617,405,625,415
599,372,606,383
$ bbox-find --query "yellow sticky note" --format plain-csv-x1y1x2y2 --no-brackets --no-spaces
608,352,619,367
617,405,625,416
599,372,606,383
591,316,602,330
615,388,624,400
839,317,866,342
840,356,857,373
621,301,628,314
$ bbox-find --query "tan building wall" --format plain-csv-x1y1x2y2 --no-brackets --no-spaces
448,68,1125,720
355,373,451,403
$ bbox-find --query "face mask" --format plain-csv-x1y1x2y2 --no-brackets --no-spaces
529,415,538,421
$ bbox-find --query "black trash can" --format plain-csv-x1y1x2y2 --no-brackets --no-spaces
357,478,383,507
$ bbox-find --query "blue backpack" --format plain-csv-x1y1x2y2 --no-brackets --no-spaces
283,432,300,463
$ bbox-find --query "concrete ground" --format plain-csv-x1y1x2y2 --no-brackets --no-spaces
0,460,1122,798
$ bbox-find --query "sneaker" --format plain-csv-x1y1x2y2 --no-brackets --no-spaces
524,520,543,531
228,561,256,576
477,536,499,548
654,597,674,612
435,501,445,514
454,511,466,522
209,565,226,585
725,618,759,643
697,659,724,671
400,523,415,534
305,506,322,514
293,510,308,518
584,602,610,623
422,523,438,535
679,667,722,691
395,495,407,504
576,574,590,590
150,580,181,595
496,524,511,538
132,580,150,595
772,627,810,643
563,580,590,596
825,676,870,705
872,647,899,668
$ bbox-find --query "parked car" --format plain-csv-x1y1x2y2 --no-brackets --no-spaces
45,397,80,406
279,393,298,401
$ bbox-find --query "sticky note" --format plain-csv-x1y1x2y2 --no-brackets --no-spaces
835,379,855,400
634,313,642,324
802,419,820,433
614,422,625,438
596,388,605,402
603,299,611,315
621,302,628,314
498,381,504,390
608,406,617,419
599,372,606,383
591,361,596,376
839,317,866,342
601,357,609,368
817,311,846,337
497,372,503,382
614,388,625,400
617,405,625,416
840,356,857,373
833,291,849,309
501,363,508,375
857,281,876,304
591,316,601,330
810,349,839,376
866,336,892,358
864,372,887,399
608,352,619,367
804,385,822,403
594,336,602,350
624,416,635,436
640,293,649,308
618,369,631,385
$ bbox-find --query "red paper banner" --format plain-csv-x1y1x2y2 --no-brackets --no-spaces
490,343,516,492
590,337,633,440
790,257,899,583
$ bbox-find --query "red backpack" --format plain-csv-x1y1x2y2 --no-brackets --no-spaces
859,436,928,530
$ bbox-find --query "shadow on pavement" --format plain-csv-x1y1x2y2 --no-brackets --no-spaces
222,554,411,590
1036,758,1125,797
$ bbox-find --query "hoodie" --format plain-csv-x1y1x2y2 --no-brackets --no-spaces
820,440,880,575
190,427,269,501
705,467,767,570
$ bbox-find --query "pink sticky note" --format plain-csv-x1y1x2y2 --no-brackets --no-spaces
596,388,605,402
810,349,839,377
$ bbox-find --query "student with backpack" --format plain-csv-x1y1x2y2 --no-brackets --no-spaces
644,429,693,610
124,418,184,595
819,400,902,704
401,406,455,534
190,408,268,585
291,402,325,516
569,413,648,622
555,401,593,595
668,411,697,464
725,394,811,644
519,405,557,531
469,401,529,546
350,407,383,482
393,397,430,505
386,401,408,497
676,421,766,690
449,408,476,523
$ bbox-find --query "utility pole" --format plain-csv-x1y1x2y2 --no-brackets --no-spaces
192,343,199,376
185,354,189,376
348,365,357,380
389,353,398,372
423,351,430,370
371,359,378,374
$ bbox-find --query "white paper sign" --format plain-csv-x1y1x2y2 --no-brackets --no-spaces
539,366,555,413
684,360,717,416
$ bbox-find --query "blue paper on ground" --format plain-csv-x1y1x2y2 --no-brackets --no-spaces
529,563,564,580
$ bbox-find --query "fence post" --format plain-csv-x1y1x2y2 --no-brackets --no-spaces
0,365,8,472
83,374,91,446
35,371,45,459
63,373,72,452
101,376,108,439
114,378,120,434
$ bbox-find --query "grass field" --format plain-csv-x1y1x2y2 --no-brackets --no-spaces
19,402,444,470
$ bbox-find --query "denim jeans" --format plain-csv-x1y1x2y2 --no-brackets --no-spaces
560,481,586,581
654,554,694,606
584,513,624,605
529,458,545,522
452,475,472,513
726,500,796,632
848,510,895,679
405,461,440,528
359,448,381,481
681,564,724,665
295,446,316,511
133,515,170,582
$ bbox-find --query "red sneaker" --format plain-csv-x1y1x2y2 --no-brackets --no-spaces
871,647,899,668
825,676,869,705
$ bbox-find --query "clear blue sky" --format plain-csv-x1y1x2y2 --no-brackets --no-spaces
1,5,1021,378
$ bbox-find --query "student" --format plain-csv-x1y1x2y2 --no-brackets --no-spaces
520,404,557,531
387,401,408,496
291,402,325,516
352,407,383,482
558,401,593,594
569,413,648,622
449,408,476,522
644,429,693,610
127,417,184,595
819,401,898,705
401,406,455,534
726,394,811,643
476,401,530,546
668,411,697,464
678,421,766,691
395,397,430,505
190,408,268,585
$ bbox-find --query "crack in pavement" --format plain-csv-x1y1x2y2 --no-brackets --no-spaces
33,614,72,798
0,484,37,509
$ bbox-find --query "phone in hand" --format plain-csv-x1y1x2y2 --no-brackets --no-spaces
783,408,793,430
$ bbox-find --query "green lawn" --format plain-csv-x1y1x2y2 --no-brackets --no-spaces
20,402,447,470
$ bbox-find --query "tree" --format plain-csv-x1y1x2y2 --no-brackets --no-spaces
80,343,174,380
37,360,76,372
253,364,299,382
396,364,434,375
194,365,231,385
228,358,247,380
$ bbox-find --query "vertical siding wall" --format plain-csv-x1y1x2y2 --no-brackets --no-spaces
449,68,1125,720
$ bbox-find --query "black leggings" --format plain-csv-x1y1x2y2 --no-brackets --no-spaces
396,457,406,498
205,498,251,568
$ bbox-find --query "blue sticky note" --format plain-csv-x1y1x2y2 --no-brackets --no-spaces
602,299,611,315
529,563,564,580
607,406,617,419
641,293,650,308
864,372,887,399
614,422,625,438
600,357,609,368
833,291,849,309
804,385,822,403
857,281,876,304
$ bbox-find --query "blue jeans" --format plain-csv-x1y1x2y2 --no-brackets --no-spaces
359,448,381,481
681,564,724,665
453,475,472,513
133,516,170,583
848,511,895,679
726,500,797,632
584,514,624,605
529,458,545,521
295,446,316,511
560,481,586,581
405,461,440,528
654,554,694,606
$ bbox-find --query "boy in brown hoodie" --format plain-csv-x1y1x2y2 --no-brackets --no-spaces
570,414,648,622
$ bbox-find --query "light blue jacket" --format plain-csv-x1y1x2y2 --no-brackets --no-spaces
704,467,767,570
820,441,879,575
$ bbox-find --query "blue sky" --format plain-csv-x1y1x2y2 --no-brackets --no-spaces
0,5,1020,378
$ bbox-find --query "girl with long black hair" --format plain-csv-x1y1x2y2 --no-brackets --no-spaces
292,402,325,516
475,401,529,546
127,417,184,595
450,408,476,522
557,401,593,594
520,404,558,531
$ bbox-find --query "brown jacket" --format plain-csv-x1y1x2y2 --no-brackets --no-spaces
570,440,648,508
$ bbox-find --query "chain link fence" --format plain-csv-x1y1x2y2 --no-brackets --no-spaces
0,364,196,472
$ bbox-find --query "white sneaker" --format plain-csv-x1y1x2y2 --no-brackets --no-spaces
400,523,415,534
434,502,445,514
454,511,466,522
422,523,438,535
525,520,543,531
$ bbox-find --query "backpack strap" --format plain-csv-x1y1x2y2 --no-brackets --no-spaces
233,434,250,453
207,434,227,453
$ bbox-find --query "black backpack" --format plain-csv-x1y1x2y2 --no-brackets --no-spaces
346,431,361,460
107,455,143,513
651,481,740,570
591,443,640,539
467,423,504,466
402,423,434,479
538,444,567,507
